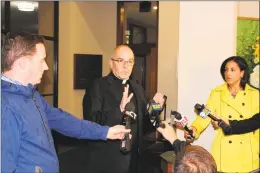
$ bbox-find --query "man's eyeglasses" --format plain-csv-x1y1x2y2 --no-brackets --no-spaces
111,58,135,66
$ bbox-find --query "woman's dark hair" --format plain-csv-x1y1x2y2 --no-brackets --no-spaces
220,56,250,89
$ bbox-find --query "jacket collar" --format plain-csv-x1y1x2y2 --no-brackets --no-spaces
217,83,256,116
1,80,37,98
106,72,129,85
215,83,256,92
106,72,145,104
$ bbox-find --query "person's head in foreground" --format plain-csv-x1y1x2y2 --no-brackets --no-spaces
174,145,217,173
157,122,217,173
2,31,48,86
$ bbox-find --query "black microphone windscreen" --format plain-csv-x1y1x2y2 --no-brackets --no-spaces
125,102,135,112
194,104,203,111
172,111,182,120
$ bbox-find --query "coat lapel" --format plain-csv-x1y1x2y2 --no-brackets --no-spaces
129,79,146,105
106,73,146,111
106,73,122,104
219,84,253,116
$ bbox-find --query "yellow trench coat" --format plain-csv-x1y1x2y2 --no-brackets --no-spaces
191,83,259,172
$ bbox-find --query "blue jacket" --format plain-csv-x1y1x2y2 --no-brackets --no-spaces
1,80,109,173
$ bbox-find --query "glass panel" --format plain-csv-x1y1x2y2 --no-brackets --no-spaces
123,2,158,44
42,95,53,106
38,40,54,95
38,2,54,37
131,25,146,44
1,1,5,30
10,1,39,33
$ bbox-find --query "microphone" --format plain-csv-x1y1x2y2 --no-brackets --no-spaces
147,100,162,115
171,110,194,139
147,97,167,128
120,102,136,153
194,104,231,134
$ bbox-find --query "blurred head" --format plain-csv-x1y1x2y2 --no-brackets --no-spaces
109,45,135,80
174,145,217,173
2,32,49,85
220,56,249,89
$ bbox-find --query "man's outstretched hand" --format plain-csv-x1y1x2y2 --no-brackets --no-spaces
107,125,131,140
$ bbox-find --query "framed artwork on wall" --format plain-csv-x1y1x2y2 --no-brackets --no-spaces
237,17,259,90
74,54,102,89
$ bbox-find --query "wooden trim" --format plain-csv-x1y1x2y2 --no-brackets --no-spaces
237,16,260,21
155,1,159,93
128,43,156,55
42,94,54,97
53,1,59,108
116,2,124,45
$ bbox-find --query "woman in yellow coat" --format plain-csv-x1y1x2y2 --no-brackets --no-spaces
186,56,259,173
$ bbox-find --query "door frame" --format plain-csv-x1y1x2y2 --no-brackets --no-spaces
116,1,159,96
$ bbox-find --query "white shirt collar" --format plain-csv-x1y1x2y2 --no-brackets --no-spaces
1,73,23,85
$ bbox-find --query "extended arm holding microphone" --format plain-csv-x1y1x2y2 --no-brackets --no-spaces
171,111,194,139
194,104,231,134
212,113,260,135
157,122,190,153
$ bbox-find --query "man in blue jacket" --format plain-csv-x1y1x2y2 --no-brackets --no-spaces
1,32,130,173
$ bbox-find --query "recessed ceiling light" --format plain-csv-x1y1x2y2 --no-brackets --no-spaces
153,6,158,10
17,1,35,12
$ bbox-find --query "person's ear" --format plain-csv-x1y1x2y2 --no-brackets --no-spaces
241,70,244,78
16,56,28,71
109,58,113,70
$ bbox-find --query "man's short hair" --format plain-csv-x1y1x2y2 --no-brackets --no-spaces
1,31,44,72
174,145,217,173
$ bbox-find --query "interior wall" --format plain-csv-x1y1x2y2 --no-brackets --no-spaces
177,1,237,151
238,1,259,18
59,2,117,118
158,1,180,117
38,2,54,105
